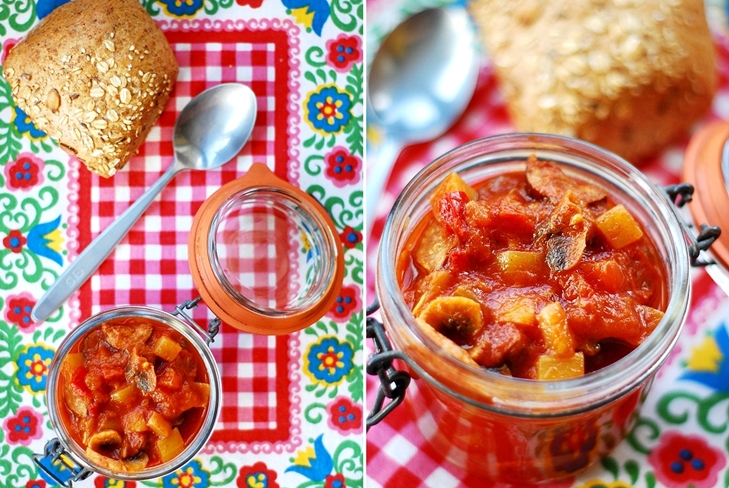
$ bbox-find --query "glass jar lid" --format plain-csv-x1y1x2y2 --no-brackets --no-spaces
683,120,729,292
188,163,344,334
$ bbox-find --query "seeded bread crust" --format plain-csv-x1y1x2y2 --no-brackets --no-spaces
3,0,178,178
469,0,716,164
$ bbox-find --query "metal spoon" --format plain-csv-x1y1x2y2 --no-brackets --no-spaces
366,6,480,235
32,83,258,322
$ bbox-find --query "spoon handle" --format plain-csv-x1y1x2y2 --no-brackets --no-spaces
365,136,404,237
32,162,183,322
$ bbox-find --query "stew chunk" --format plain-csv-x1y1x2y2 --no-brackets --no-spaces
59,318,210,472
400,156,666,380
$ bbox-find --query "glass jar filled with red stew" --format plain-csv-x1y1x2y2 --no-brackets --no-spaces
43,305,221,483
374,133,705,483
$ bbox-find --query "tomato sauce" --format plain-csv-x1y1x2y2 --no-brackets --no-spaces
58,317,210,472
398,156,667,380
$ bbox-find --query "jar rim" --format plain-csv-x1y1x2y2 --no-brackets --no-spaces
45,306,222,480
208,186,336,315
188,162,345,335
376,133,691,416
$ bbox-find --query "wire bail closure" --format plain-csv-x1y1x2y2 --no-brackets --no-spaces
33,439,91,488
172,296,221,345
366,300,411,430
664,183,722,267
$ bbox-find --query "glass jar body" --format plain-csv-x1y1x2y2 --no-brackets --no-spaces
404,369,649,482
44,306,222,481
376,133,691,482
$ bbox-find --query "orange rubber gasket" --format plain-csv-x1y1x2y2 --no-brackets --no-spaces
188,163,344,335
683,120,729,271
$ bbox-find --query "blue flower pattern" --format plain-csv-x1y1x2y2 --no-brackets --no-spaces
159,0,206,17
285,435,333,481
15,344,54,393
682,322,729,392
304,336,354,385
12,107,46,140
304,85,352,135
281,0,330,36
27,216,64,266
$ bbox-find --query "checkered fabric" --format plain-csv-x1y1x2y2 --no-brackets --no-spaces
214,203,298,310
366,29,729,488
75,27,296,442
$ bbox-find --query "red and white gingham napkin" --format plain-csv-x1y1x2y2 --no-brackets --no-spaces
73,26,297,444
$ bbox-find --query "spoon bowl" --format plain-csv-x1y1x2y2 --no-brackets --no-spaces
173,85,256,170
32,83,258,322
366,6,480,234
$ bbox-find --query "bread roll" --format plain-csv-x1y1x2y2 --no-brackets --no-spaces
3,0,178,177
469,0,717,163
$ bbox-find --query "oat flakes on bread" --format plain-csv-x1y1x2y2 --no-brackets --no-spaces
469,0,717,163
3,0,178,178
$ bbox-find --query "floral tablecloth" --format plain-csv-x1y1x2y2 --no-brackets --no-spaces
366,1,729,487
0,0,363,487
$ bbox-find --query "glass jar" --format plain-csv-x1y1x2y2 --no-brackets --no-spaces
38,304,221,485
374,133,709,483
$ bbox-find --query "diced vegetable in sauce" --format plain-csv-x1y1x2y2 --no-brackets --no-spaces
59,318,210,472
596,204,644,249
399,156,666,380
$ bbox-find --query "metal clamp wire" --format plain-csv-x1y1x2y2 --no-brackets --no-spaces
664,183,722,267
366,299,412,430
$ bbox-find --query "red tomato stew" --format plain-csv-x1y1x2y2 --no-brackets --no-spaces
59,317,210,472
398,156,666,380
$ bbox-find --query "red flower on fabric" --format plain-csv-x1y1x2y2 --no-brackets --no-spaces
6,153,43,190
324,146,361,187
236,0,264,7
2,38,19,64
25,480,46,488
339,226,361,250
5,293,37,332
324,473,347,488
330,285,360,320
327,396,363,434
325,34,362,73
648,431,726,488
3,229,26,253
3,406,43,445
237,462,280,488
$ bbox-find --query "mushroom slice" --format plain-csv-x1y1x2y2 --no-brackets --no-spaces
526,156,606,204
418,296,484,336
86,448,149,473
87,430,123,452
126,347,157,393
545,231,587,273
64,381,90,417
535,194,589,272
